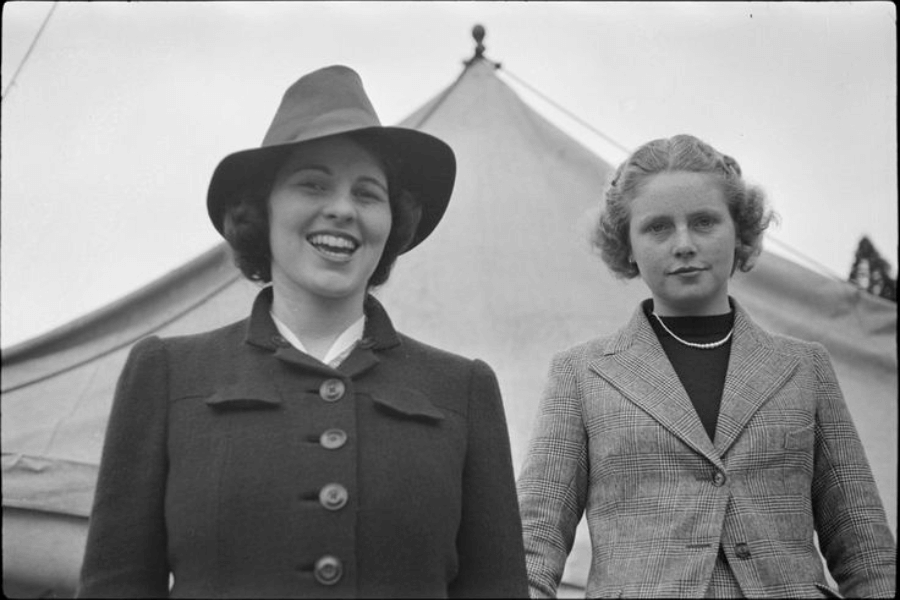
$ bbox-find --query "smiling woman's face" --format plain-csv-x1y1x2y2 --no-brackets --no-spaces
627,171,737,316
267,135,392,306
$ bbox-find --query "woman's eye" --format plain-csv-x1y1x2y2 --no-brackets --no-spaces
647,222,669,234
356,187,387,203
694,217,715,229
294,176,327,191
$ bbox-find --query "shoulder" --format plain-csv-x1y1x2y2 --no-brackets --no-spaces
547,330,621,373
767,331,828,357
738,312,829,360
387,333,502,418
119,319,251,396
131,318,248,360
393,332,494,377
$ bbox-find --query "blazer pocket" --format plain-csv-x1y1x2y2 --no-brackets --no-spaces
370,389,445,422
784,422,814,450
204,384,283,411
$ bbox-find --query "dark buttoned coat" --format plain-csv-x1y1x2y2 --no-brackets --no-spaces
78,288,528,598
518,299,896,598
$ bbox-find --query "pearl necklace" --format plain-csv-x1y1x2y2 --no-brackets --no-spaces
652,312,734,350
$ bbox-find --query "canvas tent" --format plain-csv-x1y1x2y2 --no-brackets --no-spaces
3,53,896,598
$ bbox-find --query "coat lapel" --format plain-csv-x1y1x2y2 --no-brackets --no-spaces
713,301,800,454
337,294,402,378
589,305,723,468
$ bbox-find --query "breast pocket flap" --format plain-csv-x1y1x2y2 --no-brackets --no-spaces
370,388,445,422
205,385,282,410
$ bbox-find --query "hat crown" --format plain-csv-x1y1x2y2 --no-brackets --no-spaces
262,65,382,147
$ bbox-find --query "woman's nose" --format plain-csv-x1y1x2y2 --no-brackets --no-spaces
323,188,356,221
672,227,697,257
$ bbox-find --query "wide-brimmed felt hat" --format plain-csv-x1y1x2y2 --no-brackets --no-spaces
207,65,456,252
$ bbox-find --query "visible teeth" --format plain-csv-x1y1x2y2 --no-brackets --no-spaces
308,234,358,252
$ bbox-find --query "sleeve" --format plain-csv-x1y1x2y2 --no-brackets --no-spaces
810,344,896,598
76,337,171,598
516,351,589,599
449,358,529,599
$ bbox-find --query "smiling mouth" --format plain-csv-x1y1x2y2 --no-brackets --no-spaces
307,233,360,258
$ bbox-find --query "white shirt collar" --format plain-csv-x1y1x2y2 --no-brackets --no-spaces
269,311,366,367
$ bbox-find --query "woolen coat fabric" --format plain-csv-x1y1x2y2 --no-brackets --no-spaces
78,288,528,599
517,299,896,599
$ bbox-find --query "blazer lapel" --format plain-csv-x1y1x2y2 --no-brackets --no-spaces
589,306,723,468
714,301,800,454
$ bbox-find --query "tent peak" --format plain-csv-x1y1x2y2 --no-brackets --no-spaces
464,24,501,69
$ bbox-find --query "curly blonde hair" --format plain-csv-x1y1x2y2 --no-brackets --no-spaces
592,134,776,279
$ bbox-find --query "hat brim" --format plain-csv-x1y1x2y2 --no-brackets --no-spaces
207,127,456,253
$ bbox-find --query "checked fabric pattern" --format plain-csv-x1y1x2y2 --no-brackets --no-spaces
517,299,896,598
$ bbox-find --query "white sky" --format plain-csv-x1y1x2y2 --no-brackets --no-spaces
1,1,896,348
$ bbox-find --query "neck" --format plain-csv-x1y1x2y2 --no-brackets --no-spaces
270,283,365,359
652,295,731,317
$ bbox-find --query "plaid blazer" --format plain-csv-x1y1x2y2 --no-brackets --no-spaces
517,299,895,598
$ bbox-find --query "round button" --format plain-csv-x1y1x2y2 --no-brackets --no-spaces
271,334,291,348
712,472,727,487
319,483,349,510
734,542,751,559
319,379,346,402
314,555,342,585
320,429,348,450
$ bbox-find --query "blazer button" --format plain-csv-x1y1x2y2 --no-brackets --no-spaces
712,471,727,487
319,483,348,510
319,379,346,402
735,542,751,559
271,334,291,348
314,555,343,585
320,429,348,450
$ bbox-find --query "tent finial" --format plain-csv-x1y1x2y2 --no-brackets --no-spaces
472,24,486,59
464,24,500,68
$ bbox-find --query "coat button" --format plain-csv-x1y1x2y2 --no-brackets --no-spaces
314,555,342,585
319,379,346,402
271,334,291,348
320,429,348,450
712,471,727,487
319,483,348,510
735,542,751,559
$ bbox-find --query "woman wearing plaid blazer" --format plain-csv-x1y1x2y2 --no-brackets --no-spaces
517,134,895,598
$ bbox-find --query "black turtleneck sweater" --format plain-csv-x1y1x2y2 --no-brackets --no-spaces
643,300,734,442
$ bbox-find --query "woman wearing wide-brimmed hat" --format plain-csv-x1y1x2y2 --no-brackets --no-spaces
77,66,528,598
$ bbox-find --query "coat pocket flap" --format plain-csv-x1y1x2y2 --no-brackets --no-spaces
205,385,282,410
370,389,445,421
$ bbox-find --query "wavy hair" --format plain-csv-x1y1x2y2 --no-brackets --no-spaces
592,134,776,279
221,133,422,288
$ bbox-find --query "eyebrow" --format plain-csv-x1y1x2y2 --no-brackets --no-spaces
291,164,388,193
634,207,725,227
633,214,670,228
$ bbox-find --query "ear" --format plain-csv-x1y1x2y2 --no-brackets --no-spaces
742,251,759,272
